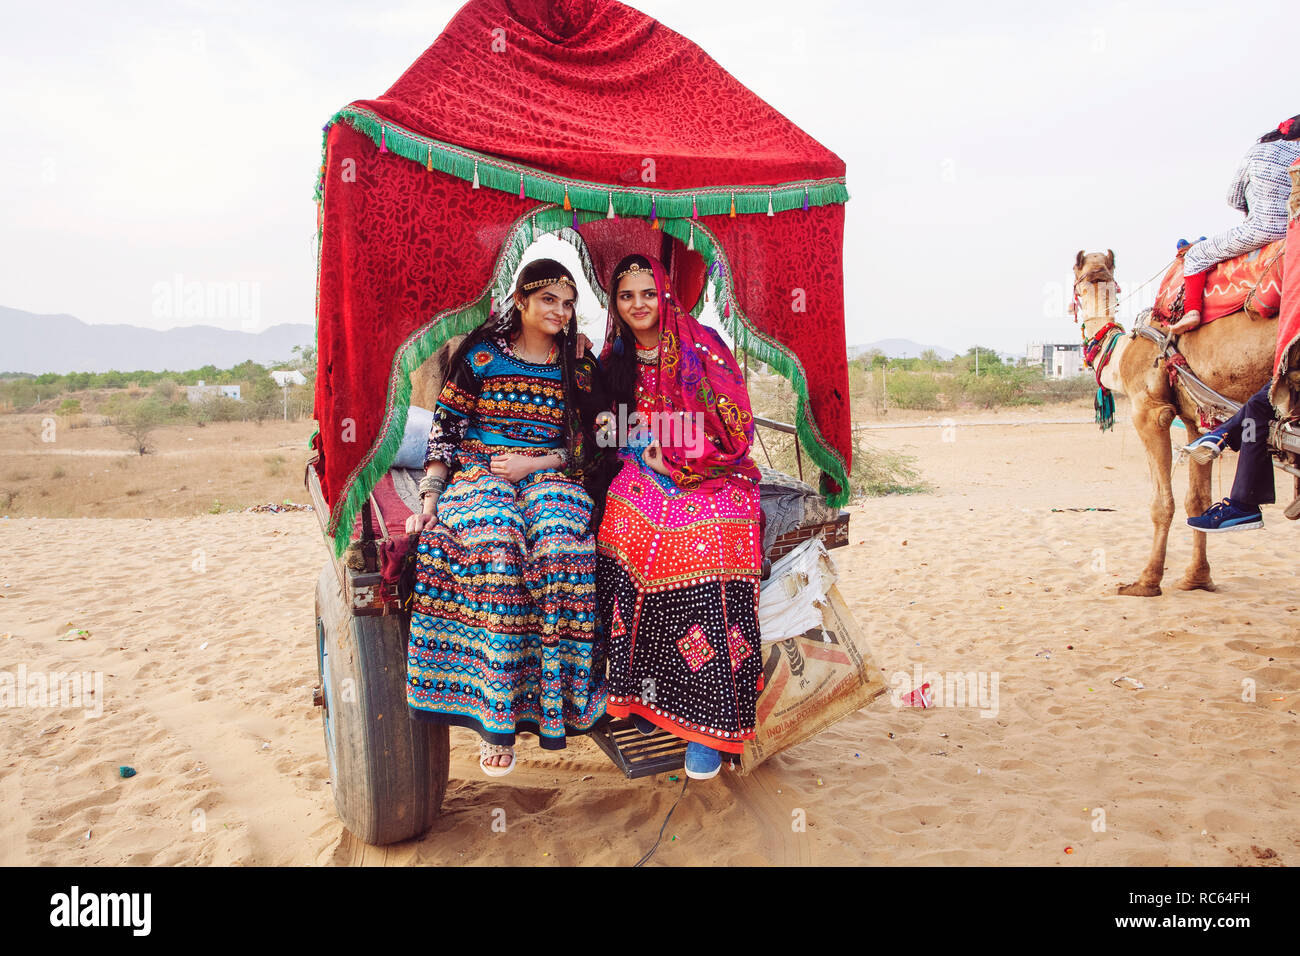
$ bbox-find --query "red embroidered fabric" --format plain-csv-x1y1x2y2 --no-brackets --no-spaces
1152,240,1285,324
353,0,844,189
313,0,850,540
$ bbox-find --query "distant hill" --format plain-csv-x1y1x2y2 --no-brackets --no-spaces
0,307,314,374
849,338,957,360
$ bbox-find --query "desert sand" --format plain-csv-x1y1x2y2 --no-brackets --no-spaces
1,400,1297,866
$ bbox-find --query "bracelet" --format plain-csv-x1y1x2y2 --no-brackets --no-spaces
418,475,447,498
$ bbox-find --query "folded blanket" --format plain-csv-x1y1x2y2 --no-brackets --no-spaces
1153,240,1285,324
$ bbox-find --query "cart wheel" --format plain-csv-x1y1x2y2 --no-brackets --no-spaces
314,564,449,845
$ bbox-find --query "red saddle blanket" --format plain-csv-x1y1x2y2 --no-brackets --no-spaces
1153,240,1285,324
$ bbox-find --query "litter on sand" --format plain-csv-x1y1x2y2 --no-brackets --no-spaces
118,766,136,778
1112,676,1146,690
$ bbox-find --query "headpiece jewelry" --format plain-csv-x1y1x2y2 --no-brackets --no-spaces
615,262,650,283
521,276,575,291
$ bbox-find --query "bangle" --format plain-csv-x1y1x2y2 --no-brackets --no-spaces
418,474,447,498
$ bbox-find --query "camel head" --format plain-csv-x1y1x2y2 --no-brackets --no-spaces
1074,249,1116,286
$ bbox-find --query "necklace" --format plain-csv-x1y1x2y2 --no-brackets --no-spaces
510,335,557,364
635,343,659,365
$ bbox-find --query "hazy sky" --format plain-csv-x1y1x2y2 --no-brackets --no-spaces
1,0,1295,356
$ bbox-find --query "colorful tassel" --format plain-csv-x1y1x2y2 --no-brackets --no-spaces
692,196,699,220
802,187,810,212
379,126,388,153
519,173,525,199
729,194,736,218
687,224,695,251
563,187,571,211
607,192,615,219
651,217,660,231
650,196,657,220
425,146,432,172
767,193,774,217
572,210,578,229
723,299,731,318
471,161,480,189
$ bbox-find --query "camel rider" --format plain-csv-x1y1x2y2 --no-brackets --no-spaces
1167,114,1300,335
1182,383,1276,532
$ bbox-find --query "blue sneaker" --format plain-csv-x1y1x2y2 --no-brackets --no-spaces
684,741,722,780
1187,498,1263,533
1182,430,1228,465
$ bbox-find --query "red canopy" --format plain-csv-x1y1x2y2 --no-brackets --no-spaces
312,0,852,554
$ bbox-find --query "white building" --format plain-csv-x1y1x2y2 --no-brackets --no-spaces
184,381,242,403
1026,343,1086,379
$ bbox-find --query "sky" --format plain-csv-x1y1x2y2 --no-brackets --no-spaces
1,0,1296,357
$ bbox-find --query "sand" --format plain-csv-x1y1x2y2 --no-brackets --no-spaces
1,400,1297,866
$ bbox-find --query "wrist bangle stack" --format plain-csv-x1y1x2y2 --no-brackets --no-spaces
418,474,447,500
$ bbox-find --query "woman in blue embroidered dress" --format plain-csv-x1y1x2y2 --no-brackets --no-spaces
403,258,605,776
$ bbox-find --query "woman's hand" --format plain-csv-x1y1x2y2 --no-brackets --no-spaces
575,332,593,357
405,511,438,535
489,453,543,483
642,438,672,477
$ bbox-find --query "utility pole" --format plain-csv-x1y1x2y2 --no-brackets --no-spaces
975,347,979,376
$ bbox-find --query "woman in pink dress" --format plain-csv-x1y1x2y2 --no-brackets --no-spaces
591,254,764,780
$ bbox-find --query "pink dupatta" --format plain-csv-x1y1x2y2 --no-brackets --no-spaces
601,256,761,492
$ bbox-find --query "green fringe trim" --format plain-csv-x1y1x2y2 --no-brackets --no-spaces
320,105,849,221
322,199,852,554
326,293,492,556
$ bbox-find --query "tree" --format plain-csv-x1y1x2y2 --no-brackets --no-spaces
291,344,318,374
113,397,167,455
248,375,279,424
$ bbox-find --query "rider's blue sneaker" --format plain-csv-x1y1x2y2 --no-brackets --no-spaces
1183,430,1229,465
1187,498,1263,533
684,741,722,780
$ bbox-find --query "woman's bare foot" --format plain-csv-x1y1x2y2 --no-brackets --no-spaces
1167,310,1202,334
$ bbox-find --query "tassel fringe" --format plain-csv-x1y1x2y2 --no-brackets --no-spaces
322,106,849,222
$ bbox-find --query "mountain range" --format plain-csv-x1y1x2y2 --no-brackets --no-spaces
0,307,314,374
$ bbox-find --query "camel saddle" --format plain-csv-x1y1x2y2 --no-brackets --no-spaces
1152,240,1285,324
1132,311,1300,468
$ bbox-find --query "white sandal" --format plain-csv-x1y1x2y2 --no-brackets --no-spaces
478,740,516,778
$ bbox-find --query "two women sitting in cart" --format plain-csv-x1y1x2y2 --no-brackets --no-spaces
403,254,764,781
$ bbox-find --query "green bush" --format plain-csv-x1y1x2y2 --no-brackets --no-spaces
884,372,944,410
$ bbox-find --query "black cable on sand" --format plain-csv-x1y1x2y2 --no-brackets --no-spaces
634,776,690,867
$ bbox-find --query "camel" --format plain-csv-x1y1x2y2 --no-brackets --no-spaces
1072,250,1275,596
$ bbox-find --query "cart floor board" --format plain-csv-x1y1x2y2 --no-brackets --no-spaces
589,718,688,779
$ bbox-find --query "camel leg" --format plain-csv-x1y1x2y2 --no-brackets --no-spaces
1177,431,1217,591
1117,400,1177,597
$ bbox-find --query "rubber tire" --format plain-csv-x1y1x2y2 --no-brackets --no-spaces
315,563,449,845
